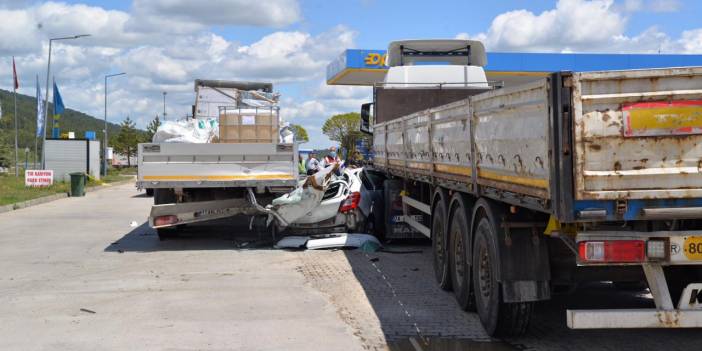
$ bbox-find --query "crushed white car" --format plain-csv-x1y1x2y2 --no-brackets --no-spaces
284,166,365,234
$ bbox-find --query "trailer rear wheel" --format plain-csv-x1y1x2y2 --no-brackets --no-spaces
449,199,474,310
473,216,532,336
432,198,451,290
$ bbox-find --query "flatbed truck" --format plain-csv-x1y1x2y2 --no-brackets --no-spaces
137,80,298,239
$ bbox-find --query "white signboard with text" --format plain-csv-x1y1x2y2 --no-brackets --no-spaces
25,170,53,187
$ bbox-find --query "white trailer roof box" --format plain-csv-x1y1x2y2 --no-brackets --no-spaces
387,39,487,67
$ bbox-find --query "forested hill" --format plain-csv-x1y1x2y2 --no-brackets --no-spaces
0,88,127,164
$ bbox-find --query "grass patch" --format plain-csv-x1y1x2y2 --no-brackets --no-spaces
94,167,136,185
0,174,70,206
0,167,135,207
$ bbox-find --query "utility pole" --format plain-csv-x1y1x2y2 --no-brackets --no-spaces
162,91,167,121
41,34,90,169
104,72,126,176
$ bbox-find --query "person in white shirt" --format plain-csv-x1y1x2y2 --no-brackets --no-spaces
306,152,320,175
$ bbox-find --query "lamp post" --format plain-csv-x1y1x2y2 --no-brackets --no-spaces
24,147,29,173
41,34,90,169
162,91,167,121
104,72,126,176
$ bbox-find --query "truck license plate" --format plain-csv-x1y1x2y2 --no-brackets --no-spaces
683,236,702,260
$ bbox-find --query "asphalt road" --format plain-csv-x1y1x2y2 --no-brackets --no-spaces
1,182,701,350
0,183,364,351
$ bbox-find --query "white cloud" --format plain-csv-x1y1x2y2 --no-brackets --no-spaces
623,0,643,11
0,1,354,142
648,0,681,12
457,0,700,54
132,0,300,28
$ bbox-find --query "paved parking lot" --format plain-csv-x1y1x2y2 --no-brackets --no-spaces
1,182,701,350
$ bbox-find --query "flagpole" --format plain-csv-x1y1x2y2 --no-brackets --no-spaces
14,77,18,177
12,56,19,177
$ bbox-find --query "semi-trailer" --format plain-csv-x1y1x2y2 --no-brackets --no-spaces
360,39,702,335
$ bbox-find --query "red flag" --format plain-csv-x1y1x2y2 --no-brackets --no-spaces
12,56,19,90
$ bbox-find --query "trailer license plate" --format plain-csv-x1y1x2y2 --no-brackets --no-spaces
683,236,702,260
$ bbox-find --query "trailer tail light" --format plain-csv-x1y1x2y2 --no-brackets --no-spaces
339,192,361,213
578,240,645,263
154,215,179,227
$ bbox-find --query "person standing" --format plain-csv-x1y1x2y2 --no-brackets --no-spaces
322,146,341,168
306,152,320,175
298,153,306,175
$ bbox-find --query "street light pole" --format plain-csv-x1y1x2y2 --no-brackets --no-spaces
104,72,126,176
41,34,90,169
162,91,167,121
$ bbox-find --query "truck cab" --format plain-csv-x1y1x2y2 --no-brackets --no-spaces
361,39,495,132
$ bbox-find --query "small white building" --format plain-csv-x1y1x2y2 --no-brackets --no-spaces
44,139,101,181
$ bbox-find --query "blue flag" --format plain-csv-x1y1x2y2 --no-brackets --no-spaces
52,80,64,138
36,75,45,138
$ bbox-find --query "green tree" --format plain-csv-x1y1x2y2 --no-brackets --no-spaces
0,140,12,168
112,116,139,167
291,124,309,143
144,115,161,142
322,112,363,156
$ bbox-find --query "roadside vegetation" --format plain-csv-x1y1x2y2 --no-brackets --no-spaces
0,167,135,207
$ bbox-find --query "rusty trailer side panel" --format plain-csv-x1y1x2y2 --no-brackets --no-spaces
471,79,552,199
374,98,473,185
371,67,702,219
572,67,702,200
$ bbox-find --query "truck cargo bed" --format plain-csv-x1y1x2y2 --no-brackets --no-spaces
372,67,702,222
137,142,298,189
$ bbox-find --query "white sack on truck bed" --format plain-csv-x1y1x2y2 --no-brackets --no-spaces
152,118,219,143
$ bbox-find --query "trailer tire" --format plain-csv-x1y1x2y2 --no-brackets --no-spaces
473,216,532,336
449,196,475,310
432,197,451,290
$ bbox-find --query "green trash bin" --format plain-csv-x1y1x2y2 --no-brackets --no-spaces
69,172,86,197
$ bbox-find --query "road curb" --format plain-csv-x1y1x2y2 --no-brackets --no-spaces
0,176,136,214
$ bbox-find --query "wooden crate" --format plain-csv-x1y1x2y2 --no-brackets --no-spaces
218,111,278,143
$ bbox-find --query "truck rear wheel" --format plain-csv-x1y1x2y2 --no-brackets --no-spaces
157,227,179,241
449,199,475,310
432,198,451,290
154,189,176,205
473,216,532,336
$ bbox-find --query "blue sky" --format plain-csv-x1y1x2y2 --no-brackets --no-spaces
2,0,702,148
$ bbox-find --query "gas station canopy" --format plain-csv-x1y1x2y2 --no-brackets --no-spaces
327,49,702,86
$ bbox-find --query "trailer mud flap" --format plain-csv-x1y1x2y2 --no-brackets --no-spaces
498,226,551,303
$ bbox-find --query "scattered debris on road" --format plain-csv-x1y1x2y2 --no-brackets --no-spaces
79,308,96,314
275,233,381,252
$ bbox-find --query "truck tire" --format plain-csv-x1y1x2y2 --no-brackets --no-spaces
145,188,154,197
157,227,179,241
449,196,475,310
472,215,532,336
432,197,451,290
154,189,176,205
666,266,702,306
